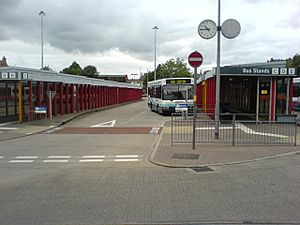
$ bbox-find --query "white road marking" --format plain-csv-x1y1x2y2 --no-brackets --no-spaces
150,127,160,134
196,124,289,138
0,121,18,126
116,155,139,158
79,159,104,162
44,127,63,134
236,123,288,138
3,155,142,163
9,160,34,163
43,160,69,163
0,127,19,130
48,156,71,159
114,159,139,162
90,120,116,128
25,133,33,135
15,156,39,159
82,155,106,159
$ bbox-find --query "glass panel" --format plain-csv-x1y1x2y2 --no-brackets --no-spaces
0,83,6,117
276,78,287,114
0,82,18,121
259,81,270,114
162,84,193,100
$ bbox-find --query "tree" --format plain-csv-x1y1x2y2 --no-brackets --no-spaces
61,61,83,75
287,53,300,76
82,65,99,78
157,58,192,79
142,71,154,89
143,57,192,89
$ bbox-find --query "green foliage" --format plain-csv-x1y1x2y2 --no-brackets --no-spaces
287,54,300,76
61,61,83,75
61,62,100,78
82,65,99,78
157,58,192,79
142,71,154,89
142,57,192,89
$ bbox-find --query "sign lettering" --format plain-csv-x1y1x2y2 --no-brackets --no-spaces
221,66,296,76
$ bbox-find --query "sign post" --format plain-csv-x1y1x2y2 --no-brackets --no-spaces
188,51,203,149
34,106,47,125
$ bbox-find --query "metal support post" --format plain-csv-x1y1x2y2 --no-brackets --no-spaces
192,67,197,149
171,115,174,146
232,114,236,146
286,78,290,114
71,84,74,113
18,81,23,123
28,80,33,121
153,26,158,80
256,77,260,123
66,83,69,114
53,82,57,116
294,122,297,146
60,83,64,115
215,0,221,139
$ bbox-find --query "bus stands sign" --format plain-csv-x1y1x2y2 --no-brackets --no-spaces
220,66,296,76
0,72,29,80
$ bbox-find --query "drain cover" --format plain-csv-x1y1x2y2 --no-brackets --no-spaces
192,166,214,173
172,153,199,160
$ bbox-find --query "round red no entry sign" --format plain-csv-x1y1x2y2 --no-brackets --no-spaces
188,51,203,68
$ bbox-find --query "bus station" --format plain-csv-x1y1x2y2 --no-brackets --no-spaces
197,60,297,119
0,66,142,123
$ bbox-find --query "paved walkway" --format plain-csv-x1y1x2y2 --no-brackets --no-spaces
150,124,300,167
0,110,92,142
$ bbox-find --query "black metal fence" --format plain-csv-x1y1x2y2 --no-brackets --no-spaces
171,113,297,146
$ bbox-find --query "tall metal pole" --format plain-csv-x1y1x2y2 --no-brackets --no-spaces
192,67,197,149
215,0,221,139
286,77,290,114
39,11,45,70
153,26,158,80
146,69,149,95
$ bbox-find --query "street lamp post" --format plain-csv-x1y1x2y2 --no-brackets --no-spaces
153,26,158,80
39,11,46,70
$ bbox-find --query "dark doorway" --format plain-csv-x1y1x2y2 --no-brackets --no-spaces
220,76,257,113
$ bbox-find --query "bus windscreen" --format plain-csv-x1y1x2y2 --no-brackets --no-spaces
162,84,193,100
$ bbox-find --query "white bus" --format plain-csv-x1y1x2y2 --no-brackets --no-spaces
293,77,300,111
147,77,194,115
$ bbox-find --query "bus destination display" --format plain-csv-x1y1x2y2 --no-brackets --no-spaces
166,79,191,84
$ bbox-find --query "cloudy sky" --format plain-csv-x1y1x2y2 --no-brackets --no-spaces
0,0,299,78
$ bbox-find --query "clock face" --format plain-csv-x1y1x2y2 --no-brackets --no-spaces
221,19,241,39
198,19,217,39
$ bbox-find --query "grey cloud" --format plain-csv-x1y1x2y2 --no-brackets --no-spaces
0,0,155,57
0,0,200,62
1,0,298,70
45,0,160,59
